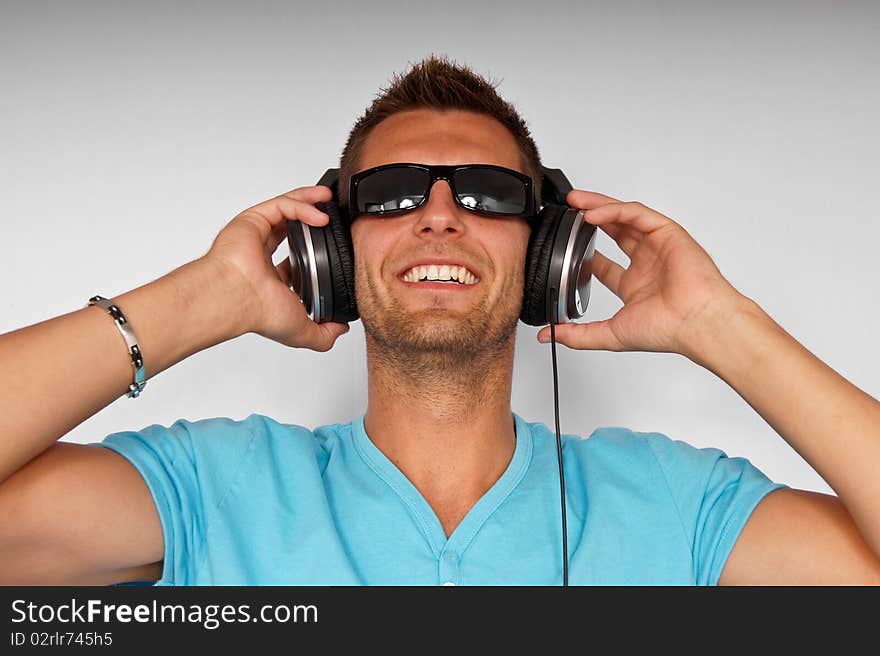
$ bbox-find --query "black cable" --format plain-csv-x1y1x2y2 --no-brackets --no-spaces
550,321,569,586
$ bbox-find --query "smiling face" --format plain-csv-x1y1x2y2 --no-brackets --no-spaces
350,108,533,362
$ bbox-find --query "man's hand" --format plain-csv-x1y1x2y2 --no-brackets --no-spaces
537,189,748,360
537,190,880,581
204,185,351,352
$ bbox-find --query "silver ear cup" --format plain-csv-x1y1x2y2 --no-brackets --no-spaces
548,209,597,323
287,220,331,322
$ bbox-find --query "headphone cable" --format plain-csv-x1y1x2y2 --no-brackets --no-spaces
549,321,569,586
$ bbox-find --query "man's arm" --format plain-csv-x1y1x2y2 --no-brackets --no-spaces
684,295,880,584
0,442,167,585
0,257,251,484
543,190,880,584
0,257,253,584
0,184,349,584
720,488,880,585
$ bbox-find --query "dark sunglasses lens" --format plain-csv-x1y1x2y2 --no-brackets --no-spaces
356,167,430,214
454,168,528,214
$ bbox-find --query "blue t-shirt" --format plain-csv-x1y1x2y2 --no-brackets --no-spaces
92,412,787,586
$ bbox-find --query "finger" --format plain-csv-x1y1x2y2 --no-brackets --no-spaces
536,319,625,352
241,185,333,225
584,201,673,234
589,220,638,257
567,189,622,210
274,256,292,287
277,185,334,206
590,250,626,299
238,196,331,245
278,184,334,205
247,195,331,227
595,221,621,239
306,321,351,352
265,217,295,257
250,185,333,219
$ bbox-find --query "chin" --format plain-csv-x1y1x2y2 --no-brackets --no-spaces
405,320,477,348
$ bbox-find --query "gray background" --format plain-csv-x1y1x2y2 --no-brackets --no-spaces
2,0,878,495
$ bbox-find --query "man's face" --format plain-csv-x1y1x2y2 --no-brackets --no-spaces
350,108,532,362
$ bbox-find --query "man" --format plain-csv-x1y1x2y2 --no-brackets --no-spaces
0,55,878,585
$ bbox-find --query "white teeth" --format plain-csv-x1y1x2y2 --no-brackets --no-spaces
402,264,478,284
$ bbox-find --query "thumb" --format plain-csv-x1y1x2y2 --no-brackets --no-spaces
317,321,351,346
333,322,351,337
326,321,352,343
298,320,351,352
536,320,623,351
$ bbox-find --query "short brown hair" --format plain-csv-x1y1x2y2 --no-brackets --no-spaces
338,54,542,211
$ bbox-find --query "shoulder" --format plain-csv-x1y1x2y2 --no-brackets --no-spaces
184,413,352,472
549,422,675,467
524,417,752,491
561,423,730,474
99,413,354,474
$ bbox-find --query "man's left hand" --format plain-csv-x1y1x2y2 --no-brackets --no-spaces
536,189,749,360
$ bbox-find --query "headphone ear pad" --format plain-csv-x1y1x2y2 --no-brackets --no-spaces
521,203,566,326
317,200,359,323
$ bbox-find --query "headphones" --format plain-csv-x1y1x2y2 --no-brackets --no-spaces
286,166,597,327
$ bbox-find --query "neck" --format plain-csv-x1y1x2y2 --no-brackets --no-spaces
362,332,518,536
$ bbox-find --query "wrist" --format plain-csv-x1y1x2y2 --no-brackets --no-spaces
110,257,254,380
677,289,772,372
188,255,260,338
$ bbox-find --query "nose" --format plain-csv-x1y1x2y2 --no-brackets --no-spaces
413,179,465,236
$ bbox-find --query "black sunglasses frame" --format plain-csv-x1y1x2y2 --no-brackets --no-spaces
348,163,537,219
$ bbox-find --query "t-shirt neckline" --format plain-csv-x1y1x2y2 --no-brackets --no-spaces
351,412,534,559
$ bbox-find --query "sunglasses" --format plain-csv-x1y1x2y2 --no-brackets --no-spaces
348,163,537,219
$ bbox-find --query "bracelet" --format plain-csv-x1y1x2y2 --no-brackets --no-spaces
86,295,148,398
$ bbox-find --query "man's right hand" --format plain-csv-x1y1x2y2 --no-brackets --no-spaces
203,184,351,352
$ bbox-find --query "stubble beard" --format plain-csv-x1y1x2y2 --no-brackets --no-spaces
356,264,522,419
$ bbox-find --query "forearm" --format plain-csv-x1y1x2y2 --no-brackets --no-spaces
685,294,880,557
0,256,252,483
